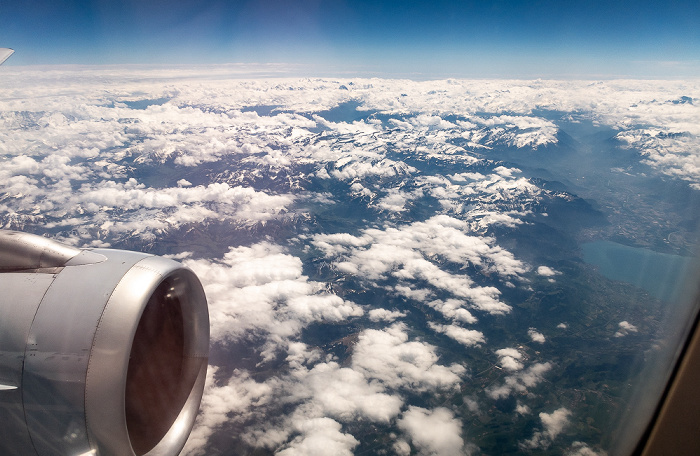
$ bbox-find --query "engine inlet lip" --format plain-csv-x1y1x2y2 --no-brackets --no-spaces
84,255,209,456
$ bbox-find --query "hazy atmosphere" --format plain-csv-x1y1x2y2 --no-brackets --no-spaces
2,0,699,78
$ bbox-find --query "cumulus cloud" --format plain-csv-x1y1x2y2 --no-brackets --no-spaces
184,242,362,354
185,322,466,455
395,285,433,302
313,215,527,316
566,441,607,456
287,361,404,423
183,367,273,454
368,308,407,322
2,172,294,241
4,69,695,455
614,321,638,337
276,417,359,456
429,322,485,347
515,402,531,415
528,328,546,343
520,408,572,450
398,406,465,456
352,323,466,391
393,439,412,456
487,362,553,399
427,299,478,324
377,188,413,212
541,408,572,439
77,179,291,213
495,347,525,371
537,266,560,277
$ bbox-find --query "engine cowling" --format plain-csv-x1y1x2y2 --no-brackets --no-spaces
0,230,209,456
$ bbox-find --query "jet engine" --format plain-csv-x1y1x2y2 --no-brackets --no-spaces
0,230,209,456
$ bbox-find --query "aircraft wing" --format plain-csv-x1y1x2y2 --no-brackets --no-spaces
0,48,14,65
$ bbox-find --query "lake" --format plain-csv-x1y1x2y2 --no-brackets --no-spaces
581,240,697,303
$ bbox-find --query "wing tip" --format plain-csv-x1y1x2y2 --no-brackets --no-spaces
0,48,15,66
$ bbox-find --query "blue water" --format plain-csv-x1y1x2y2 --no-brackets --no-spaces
123,97,170,110
581,241,696,302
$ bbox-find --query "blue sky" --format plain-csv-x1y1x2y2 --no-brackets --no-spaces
1,0,699,78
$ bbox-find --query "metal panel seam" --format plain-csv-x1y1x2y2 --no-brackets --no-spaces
21,271,60,456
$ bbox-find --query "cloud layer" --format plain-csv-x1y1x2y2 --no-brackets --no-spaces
1,68,692,455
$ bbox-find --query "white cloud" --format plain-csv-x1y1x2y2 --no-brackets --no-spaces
499,356,524,371
184,242,362,354
614,320,639,337
541,408,572,439
276,417,359,456
393,439,412,456
352,323,466,391
185,321,468,455
287,361,404,424
464,397,480,414
495,348,524,372
2,167,295,239
183,367,273,455
377,188,412,212
427,299,478,324
515,402,531,415
410,114,458,131
487,362,553,399
368,308,407,322
429,322,485,347
313,215,528,316
528,328,546,343
398,406,465,456
537,266,560,277
566,441,607,456
520,408,572,450
395,285,434,302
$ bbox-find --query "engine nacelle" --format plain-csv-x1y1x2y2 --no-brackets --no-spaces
0,230,209,456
